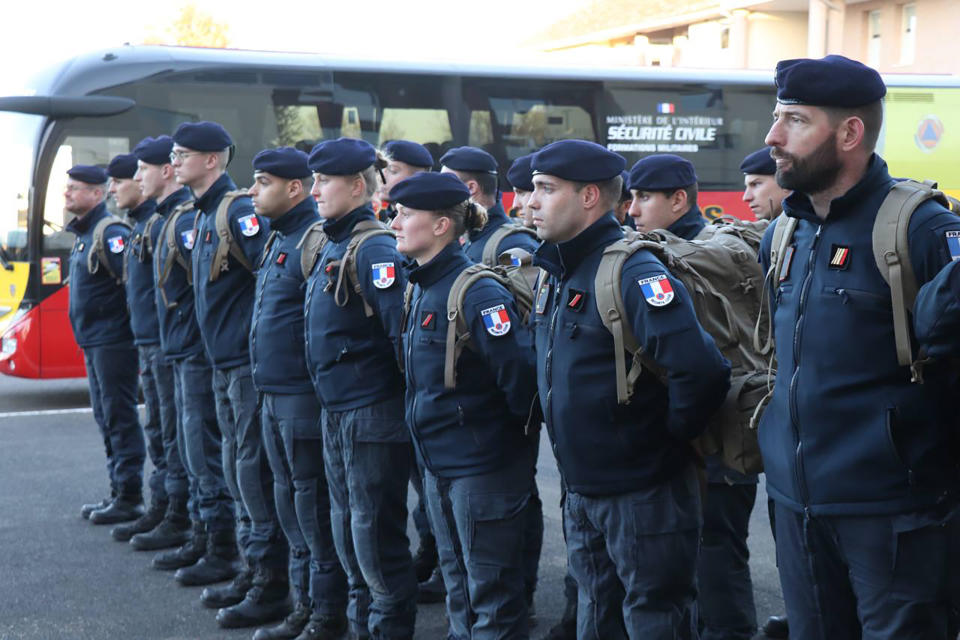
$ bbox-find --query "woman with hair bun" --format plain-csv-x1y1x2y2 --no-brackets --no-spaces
389,171,539,639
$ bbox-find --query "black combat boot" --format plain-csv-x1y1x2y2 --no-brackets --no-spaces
201,565,254,609
293,609,348,640
417,566,445,604
90,494,144,525
130,496,190,550
152,521,206,570
412,533,438,583
175,527,238,586
252,601,311,640
762,615,789,639
216,565,290,629
111,497,167,541
80,493,114,519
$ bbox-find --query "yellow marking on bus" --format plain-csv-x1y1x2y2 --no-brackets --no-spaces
0,261,29,334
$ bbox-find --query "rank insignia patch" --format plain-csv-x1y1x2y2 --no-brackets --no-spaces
107,236,125,254
420,311,436,330
828,245,850,270
238,214,260,237
946,231,960,261
371,262,396,289
481,304,511,336
181,229,196,250
567,289,585,311
638,274,674,307
276,252,287,265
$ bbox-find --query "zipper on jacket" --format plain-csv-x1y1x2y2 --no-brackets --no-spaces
788,223,821,509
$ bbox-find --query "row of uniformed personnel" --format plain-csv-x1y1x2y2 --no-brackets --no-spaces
64,52,960,640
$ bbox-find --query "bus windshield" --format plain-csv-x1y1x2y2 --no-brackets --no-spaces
0,111,40,261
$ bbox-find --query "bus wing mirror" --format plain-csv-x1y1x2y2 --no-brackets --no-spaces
0,95,136,118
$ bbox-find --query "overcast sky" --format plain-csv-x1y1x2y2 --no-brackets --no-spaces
2,0,583,93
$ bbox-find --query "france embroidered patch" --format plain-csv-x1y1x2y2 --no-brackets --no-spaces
238,214,260,237
372,262,396,289
481,304,511,336
638,274,674,307
946,231,960,262
107,236,125,254
181,229,196,250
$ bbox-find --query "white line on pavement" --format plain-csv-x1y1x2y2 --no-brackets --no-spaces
0,404,145,419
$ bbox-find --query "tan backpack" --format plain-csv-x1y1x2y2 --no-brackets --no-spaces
88,215,133,284
297,219,395,318
594,218,772,475
401,262,535,389
156,199,197,309
195,190,257,282
759,179,960,383
479,223,539,267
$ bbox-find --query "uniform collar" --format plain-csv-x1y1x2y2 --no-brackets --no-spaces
782,154,891,224
66,202,108,235
270,198,319,236
667,205,705,240
468,202,508,242
155,187,191,216
323,205,376,243
408,241,471,288
193,173,237,214
534,212,624,278
128,199,157,223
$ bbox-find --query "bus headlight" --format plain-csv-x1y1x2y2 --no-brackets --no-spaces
1,335,16,355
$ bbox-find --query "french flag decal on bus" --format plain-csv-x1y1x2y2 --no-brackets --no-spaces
657,103,675,114
638,274,675,307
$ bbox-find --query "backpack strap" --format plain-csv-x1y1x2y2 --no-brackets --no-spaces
594,238,667,404
157,200,196,307
480,223,538,267
871,179,949,382
397,281,417,375
296,221,329,280
88,215,131,284
142,212,164,258
444,264,513,389
330,219,395,317
209,190,254,282
753,214,798,355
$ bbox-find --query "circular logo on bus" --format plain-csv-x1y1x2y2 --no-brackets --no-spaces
914,115,944,152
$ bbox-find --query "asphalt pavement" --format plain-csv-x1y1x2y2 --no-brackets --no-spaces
0,374,784,640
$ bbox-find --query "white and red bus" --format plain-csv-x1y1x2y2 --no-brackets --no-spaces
1,45,957,377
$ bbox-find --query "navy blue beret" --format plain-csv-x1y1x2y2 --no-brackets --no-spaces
740,147,777,176
172,121,233,151
532,140,625,182
253,147,311,179
390,172,471,211
776,55,885,108
308,138,376,175
628,154,697,191
384,140,433,168
506,154,535,192
440,146,498,174
67,164,108,185
133,136,174,165
107,153,139,179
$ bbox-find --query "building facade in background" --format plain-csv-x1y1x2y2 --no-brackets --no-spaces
528,0,957,74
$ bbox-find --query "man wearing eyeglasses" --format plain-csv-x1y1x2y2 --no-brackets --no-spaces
67,164,147,526
170,121,290,630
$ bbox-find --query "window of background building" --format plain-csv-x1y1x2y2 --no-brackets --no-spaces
868,10,882,67
900,4,917,66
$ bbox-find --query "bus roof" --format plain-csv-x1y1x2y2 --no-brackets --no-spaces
25,45,960,99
